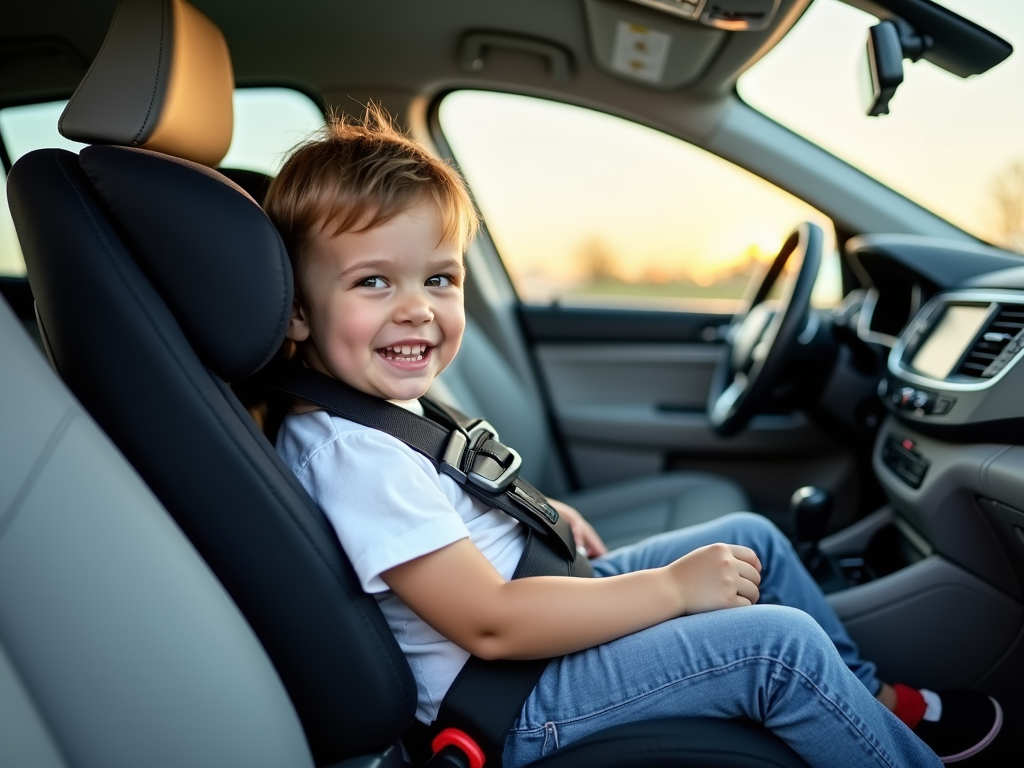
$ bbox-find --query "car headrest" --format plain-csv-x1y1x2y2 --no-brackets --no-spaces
79,144,292,380
59,0,234,167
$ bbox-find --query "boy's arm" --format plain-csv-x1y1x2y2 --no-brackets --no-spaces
381,537,761,661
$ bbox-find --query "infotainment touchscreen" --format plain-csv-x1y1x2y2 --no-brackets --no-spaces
910,305,991,379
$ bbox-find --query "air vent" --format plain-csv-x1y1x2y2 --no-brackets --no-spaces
957,304,1024,378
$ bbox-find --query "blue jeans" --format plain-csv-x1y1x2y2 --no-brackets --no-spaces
503,513,940,768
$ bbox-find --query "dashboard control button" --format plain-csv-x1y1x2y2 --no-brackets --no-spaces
932,397,956,415
882,436,929,489
893,387,915,408
877,378,889,398
911,391,932,412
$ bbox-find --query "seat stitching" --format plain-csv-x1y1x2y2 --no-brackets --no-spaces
0,406,77,541
134,0,167,145
254,211,292,370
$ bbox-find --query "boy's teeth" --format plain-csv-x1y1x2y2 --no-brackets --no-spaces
382,344,427,359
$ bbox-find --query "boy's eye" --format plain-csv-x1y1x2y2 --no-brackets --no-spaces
358,276,388,289
426,274,454,287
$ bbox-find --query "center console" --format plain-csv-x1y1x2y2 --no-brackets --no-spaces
815,288,1024,692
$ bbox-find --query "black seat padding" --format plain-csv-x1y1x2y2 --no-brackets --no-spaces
532,719,810,768
218,166,272,204
10,146,809,768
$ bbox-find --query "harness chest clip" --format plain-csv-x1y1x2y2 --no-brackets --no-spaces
439,420,523,493
464,421,522,493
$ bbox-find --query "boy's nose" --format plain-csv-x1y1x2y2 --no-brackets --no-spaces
394,291,434,324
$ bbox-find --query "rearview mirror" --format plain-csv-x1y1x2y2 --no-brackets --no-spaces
862,21,904,116
861,18,932,117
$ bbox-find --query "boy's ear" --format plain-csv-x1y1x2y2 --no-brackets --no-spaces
286,300,312,342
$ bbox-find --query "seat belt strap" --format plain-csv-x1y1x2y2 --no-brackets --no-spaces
260,362,586,566
422,516,585,763
258,361,591,765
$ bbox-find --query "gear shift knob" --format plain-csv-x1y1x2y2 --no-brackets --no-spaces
791,486,833,545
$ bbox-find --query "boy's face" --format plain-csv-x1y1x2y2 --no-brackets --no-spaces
287,199,466,401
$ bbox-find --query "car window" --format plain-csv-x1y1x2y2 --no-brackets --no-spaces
437,90,842,311
0,87,324,277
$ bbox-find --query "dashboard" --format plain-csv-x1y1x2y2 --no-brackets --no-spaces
843,234,1024,603
850,235,1024,438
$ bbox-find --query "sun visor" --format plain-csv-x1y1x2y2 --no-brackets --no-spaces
78,145,292,381
59,0,234,167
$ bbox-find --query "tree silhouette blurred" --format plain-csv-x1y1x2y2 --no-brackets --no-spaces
993,161,1024,253
575,236,620,282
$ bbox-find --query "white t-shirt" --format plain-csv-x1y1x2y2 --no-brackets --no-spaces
276,405,527,723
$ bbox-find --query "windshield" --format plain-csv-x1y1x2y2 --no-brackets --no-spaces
739,0,1024,254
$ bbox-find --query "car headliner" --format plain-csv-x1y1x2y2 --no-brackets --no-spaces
3,0,812,131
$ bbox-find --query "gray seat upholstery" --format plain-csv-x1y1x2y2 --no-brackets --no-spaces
559,472,750,551
431,320,750,549
0,297,313,768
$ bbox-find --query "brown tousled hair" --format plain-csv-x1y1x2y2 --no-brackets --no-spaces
264,104,478,274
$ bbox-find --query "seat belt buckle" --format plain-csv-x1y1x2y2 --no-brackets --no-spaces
429,728,486,768
440,421,522,492
464,421,522,493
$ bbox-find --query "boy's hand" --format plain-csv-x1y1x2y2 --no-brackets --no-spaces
668,543,761,615
546,498,608,558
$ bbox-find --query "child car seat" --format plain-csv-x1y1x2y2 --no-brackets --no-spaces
7,1,807,765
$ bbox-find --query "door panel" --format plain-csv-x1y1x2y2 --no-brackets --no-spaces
522,304,858,524
536,343,720,411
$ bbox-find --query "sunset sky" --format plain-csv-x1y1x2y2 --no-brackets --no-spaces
439,90,833,300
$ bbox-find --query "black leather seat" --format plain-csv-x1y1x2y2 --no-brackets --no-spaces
7,1,808,766
217,166,272,204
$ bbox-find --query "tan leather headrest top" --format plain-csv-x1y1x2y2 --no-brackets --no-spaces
60,0,234,167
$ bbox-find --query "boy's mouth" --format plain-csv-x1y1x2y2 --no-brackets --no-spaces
378,344,430,362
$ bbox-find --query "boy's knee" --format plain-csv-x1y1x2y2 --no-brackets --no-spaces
721,511,788,548
752,605,835,658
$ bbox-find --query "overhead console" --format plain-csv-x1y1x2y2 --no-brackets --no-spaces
623,0,780,30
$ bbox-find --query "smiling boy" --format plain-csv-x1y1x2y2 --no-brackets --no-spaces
264,110,995,767
286,198,466,403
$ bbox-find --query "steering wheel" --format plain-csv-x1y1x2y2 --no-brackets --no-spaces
707,222,824,437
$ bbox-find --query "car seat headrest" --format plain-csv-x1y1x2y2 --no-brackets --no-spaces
60,0,234,167
80,145,292,380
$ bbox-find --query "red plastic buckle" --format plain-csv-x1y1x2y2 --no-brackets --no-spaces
431,728,486,768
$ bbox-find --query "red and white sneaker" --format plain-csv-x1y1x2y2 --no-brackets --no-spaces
905,688,1003,764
